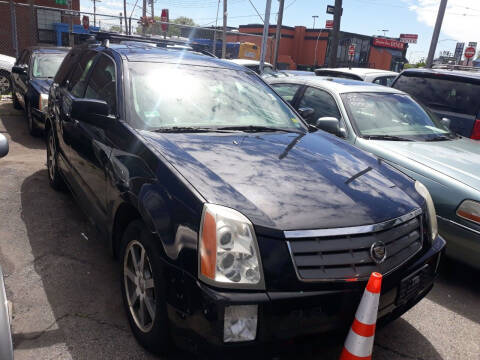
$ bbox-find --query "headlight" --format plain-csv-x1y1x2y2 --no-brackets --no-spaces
39,93,48,113
415,181,438,241
457,200,480,225
198,204,264,289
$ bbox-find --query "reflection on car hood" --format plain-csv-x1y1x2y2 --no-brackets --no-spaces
31,78,53,94
361,137,480,191
141,130,420,231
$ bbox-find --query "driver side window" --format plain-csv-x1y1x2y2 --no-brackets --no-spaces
298,87,341,124
85,54,117,116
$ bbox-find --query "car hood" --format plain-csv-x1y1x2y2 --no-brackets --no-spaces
31,78,53,94
141,130,420,232
358,137,480,191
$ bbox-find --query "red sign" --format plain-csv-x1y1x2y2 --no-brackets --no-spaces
372,37,405,50
160,9,169,32
348,44,356,56
400,34,418,44
326,20,334,29
465,47,476,58
82,15,89,30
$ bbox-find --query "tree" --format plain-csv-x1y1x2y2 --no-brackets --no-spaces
138,16,196,38
109,25,122,33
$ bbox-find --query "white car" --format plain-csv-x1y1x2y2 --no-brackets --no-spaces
0,54,16,94
227,59,275,75
314,67,398,86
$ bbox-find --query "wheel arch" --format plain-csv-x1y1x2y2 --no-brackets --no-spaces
111,202,142,259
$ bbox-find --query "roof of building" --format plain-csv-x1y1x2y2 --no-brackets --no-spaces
315,67,399,79
267,75,404,94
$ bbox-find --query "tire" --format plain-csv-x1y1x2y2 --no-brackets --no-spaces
27,103,40,137
46,128,65,191
12,90,21,110
0,70,11,95
120,220,172,356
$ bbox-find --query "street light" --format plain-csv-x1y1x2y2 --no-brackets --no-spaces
377,29,389,36
312,15,318,29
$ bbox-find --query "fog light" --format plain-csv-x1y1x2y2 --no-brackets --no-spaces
223,305,258,343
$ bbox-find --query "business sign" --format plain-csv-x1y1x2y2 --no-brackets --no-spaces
372,37,405,50
327,5,335,14
160,9,169,32
465,47,476,58
454,42,465,61
400,34,418,44
468,42,477,48
326,20,334,29
82,15,89,30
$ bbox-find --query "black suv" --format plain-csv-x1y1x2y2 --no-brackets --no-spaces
46,36,444,356
392,68,480,139
10,47,69,136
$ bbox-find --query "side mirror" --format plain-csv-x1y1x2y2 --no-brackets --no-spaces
298,107,315,119
316,117,344,137
0,134,8,158
441,117,451,129
11,65,27,75
70,98,112,128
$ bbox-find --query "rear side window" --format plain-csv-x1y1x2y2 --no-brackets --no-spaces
67,51,97,97
373,76,396,87
85,54,117,115
393,74,480,116
271,83,301,104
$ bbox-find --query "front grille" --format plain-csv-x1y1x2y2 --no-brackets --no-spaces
287,212,424,281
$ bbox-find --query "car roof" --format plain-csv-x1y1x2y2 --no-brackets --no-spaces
28,46,70,53
228,59,273,67
99,43,249,71
267,76,405,95
315,67,398,78
399,67,480,81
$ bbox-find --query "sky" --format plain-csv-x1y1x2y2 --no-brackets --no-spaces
80,0,480,63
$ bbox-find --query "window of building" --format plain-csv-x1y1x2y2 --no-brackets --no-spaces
37,9,61,43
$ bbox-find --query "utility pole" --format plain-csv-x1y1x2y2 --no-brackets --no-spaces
124,0,128,34
120,12,123,33
312,15,318,29
142,0,147,35
93,0,97,27
150,0,154,19
426,0,448,68
273,0,285,69
222,0,227,58
328,0,342,67
213,0,220,56
259,0,272,73
68,0,74,46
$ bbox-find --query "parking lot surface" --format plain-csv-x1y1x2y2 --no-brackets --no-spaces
0,100,479,360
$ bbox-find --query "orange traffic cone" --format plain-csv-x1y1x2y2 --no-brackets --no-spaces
340,272,382,360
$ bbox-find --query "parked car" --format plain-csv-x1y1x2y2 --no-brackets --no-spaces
0,133,13,360
315,67,398,86
0,54,15,95
46,40,444,355
392,68,480,139
268,76,478,268
280,70,315,77
11,47,69,136
228,58,275,74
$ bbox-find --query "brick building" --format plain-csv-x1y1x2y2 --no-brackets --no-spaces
0,0,80,57
227,24,408,71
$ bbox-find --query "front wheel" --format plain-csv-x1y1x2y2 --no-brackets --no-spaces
27,104,39,137
46,128,65,190
0,71,11,95
120,220,172,356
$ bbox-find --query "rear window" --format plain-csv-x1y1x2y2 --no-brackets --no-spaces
393,73,480,116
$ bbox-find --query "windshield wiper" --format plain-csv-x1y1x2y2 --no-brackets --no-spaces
364,135,413,141
217,125,304,133
151,126,232,133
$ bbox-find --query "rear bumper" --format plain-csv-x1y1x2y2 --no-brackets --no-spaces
169,235,445,353
438,216,480,269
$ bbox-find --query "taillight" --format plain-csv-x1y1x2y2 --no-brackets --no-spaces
471,119,480,140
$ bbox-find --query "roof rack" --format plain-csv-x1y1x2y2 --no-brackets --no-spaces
90,31,217,58
432,64,480,72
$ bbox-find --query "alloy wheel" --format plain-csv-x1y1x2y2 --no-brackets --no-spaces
123,240,156,333
0,75,9,94
47,134,56,181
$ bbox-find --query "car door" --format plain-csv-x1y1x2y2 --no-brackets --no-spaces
270,83,302,105
67,53,118,226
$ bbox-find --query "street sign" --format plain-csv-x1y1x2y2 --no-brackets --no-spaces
160,9,169,32
400,34,418,44
82,15,89,30
55,0,67,5
468,42,477,47
465,47,476,58
326,5,343,15
348,44,356,56
326,20,334,29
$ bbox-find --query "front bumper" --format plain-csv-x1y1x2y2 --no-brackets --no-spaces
438,216,480,269
169,236,445,353
31,108,47,130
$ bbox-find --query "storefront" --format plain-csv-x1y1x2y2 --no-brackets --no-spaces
368,37,408,72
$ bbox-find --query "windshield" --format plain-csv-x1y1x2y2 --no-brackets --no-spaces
32,53,66,78
128,63,305,132
393,74,480,115
341,92,452,140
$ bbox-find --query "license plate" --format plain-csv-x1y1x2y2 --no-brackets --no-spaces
396,264,428,305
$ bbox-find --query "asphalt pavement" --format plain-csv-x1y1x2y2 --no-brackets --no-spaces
0,99,479,360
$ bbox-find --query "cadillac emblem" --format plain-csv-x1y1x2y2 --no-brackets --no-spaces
370,241,387,264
